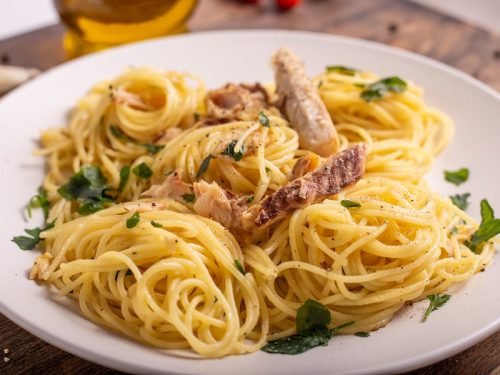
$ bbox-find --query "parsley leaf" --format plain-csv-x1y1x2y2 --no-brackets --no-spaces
132,162,153,180
12,220,55,250
423,294,451,321
58,166,114,215
126,212,140,228
222,140,245,161
27,186,50,220
247,195,255,204
465,199,500,253
118,166,130,192
341,200,361,208
354,331,370,337
326,65,358,76
197,154,213,178
450,193,470,210
258,111,270,128
234,260,245,275
194,112,201,122
261,299,353,355
444,168,469,185
151,221,163,228
181,193,196,203
110,125,164,155
360,76,407,102
296,299,331,334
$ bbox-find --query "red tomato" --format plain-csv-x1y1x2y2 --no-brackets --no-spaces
276,0,301,10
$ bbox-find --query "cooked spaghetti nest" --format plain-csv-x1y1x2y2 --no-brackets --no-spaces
316,69,453,181
244,177,494,339
40,199,267,357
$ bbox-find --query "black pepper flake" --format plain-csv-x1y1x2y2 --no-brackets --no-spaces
388,23,398,34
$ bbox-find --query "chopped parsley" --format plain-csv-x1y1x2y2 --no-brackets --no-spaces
110,125,164,155
258,111,270,128
58,166,114,215
450,193,470,210
261,299,354,355
354,331,370,337
27,186,50,220
247,195,255,204
465,199,500,253
444,168,469,186
423,294,451,321
194,112,201,121
12,220,55,250
132,162,153,180
126,212,140,228
181,193,196,203
118,166,130,192
196,154,213,178
360,76,407,102
326,65,358,76
222,140,245,161
151,221,163,228
341,200,361,208
234,260,245,275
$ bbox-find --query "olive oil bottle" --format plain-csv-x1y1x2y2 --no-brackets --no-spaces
53,0,198,57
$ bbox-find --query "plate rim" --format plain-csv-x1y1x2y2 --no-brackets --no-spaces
0,29,499,375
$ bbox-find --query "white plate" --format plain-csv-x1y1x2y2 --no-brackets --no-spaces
0,30,499,375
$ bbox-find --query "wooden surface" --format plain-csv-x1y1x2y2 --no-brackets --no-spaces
1,0,499,374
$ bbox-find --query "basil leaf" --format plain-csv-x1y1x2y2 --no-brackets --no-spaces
151,221,163,228
296,299,331,335
354,331,370,337
12,220,55,250
341,199,361,208
450,193,470,210
222,140,245,161
423,294,451,321
196,154,213,178
261,327,332,355
465,199,500,253
132,162,153,180
444,168,469,186
258,111,270,128
126,212,140,229
360,76,407,102
118,166,130,192
181,193,196,203
326,65,358,76
234,260,245,275
27,186,50,220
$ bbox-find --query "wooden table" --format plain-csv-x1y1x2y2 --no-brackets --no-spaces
1,0,499,374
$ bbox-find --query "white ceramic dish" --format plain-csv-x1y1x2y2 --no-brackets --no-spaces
0,30,498,375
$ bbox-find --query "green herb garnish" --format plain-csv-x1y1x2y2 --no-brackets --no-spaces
27,186,50,220
196,154,213,178
12,220,55,250
326,65,358,76
423,294,451,321
465,199,500,253
132,162,153,180
234,260,245,275
222,140,245,161
360,76,407,102
258,111,270,128
58,166,114,215
151,221,163,228
444,168,469,186
142,143,165,155
354,331,370,337
126,212,140,229
247,195,255,204
194,112,201,121
450,193,470,210
341,200,361,208
118,166,130,192
261,299,354,355
181,193,196,203
110,125,164,155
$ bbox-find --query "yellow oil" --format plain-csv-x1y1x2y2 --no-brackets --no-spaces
53,0,198,57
